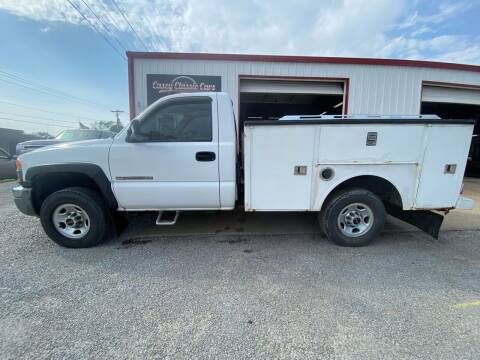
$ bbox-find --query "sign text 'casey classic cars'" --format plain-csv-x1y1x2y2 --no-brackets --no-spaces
146,74,222,104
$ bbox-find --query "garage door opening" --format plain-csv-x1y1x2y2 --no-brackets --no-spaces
236,78,346,203
239,79,345,126
421,84,480,175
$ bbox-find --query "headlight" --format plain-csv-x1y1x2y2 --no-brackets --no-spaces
15,159,23,182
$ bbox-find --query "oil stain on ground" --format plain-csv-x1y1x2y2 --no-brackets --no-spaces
217,236,249,244
118,238,153,249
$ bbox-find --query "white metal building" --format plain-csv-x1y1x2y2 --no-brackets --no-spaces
127,52,480,118
127,52,480,170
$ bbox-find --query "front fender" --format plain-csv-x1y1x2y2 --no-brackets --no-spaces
23,163,118,210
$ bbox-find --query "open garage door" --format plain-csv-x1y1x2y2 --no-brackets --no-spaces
422,85,480,105
236,77,346,204
239,78,346,124
421,83,480,175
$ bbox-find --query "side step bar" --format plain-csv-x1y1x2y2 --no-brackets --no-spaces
155,211,180,225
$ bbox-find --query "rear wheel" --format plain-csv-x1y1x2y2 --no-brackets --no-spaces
320,188,386,247
40,187,111,248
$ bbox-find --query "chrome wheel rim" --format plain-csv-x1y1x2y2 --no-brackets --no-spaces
337,202,374,237
52,203,90,239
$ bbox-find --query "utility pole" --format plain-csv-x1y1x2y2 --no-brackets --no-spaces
111,110,124,127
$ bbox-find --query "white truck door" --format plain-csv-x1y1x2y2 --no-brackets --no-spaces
109,95,220,210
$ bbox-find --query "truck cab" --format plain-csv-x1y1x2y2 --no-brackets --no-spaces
110,92,236,210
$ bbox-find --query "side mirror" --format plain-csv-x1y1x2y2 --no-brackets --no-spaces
131,119,141,134
126,119,147,143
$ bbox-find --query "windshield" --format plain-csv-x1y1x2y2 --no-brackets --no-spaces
55,130,101,141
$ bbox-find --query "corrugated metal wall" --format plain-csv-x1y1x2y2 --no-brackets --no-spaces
133,58,480,117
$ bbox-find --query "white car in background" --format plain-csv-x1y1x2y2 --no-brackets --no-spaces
16,129,115,155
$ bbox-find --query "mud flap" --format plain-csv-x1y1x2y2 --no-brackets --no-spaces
385,204,444,239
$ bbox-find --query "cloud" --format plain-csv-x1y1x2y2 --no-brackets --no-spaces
398,2,468,29
39,26,51,33
0,0,478,64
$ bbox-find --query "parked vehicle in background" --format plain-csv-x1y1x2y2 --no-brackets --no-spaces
16,129,115,155
11,92,475,248
0,147,16,180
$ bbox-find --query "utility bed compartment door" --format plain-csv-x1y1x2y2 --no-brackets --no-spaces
244,125,314,210
415,125,473,208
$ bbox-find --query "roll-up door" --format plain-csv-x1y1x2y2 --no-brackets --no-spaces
421,83,480,174
422,85,480,105
240,79,344,95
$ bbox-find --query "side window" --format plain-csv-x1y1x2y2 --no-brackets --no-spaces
140,98,212,142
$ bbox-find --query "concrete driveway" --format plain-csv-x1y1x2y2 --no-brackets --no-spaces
0,179,479,359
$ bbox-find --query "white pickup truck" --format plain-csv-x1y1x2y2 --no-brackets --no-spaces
12,92,475,248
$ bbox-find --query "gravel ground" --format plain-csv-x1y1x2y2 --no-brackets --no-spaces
0,181,479,359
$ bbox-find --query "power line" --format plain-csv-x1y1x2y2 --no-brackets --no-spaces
0,117,72,129
67,0,127,61
0,76,109,112
0,70,87,102
0,100,110,122
0,70,111,110
0,76,95,106
110,0,150,51
0,111,80,125
80,0,128,53
95,0,136,49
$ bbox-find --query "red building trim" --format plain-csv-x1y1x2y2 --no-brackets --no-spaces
127,56,136,119
126,51,480,73
344,78,350,114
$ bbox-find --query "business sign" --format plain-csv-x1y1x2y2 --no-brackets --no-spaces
146,74,222,105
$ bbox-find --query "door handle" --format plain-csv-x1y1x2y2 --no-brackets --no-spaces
196,151,216,162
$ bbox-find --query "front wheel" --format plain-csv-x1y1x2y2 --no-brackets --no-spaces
320,188,386,247
40,187,112,248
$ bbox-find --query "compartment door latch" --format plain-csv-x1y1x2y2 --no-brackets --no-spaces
294,165,307,175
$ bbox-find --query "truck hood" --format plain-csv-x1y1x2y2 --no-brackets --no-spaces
29,138,113,152
19,139,66,147
19,138,114,179
16,139,66,155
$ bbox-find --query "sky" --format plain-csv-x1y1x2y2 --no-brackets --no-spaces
0,0,479,135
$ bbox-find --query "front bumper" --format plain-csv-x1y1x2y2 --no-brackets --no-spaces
12,185,37,216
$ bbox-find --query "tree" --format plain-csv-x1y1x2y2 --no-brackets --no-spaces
91,120,124,133
109,124,124,133
91,120,116,130
33,131,54,139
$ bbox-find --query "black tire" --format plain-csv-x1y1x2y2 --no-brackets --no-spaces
320,188,386,247
40,187,112,248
